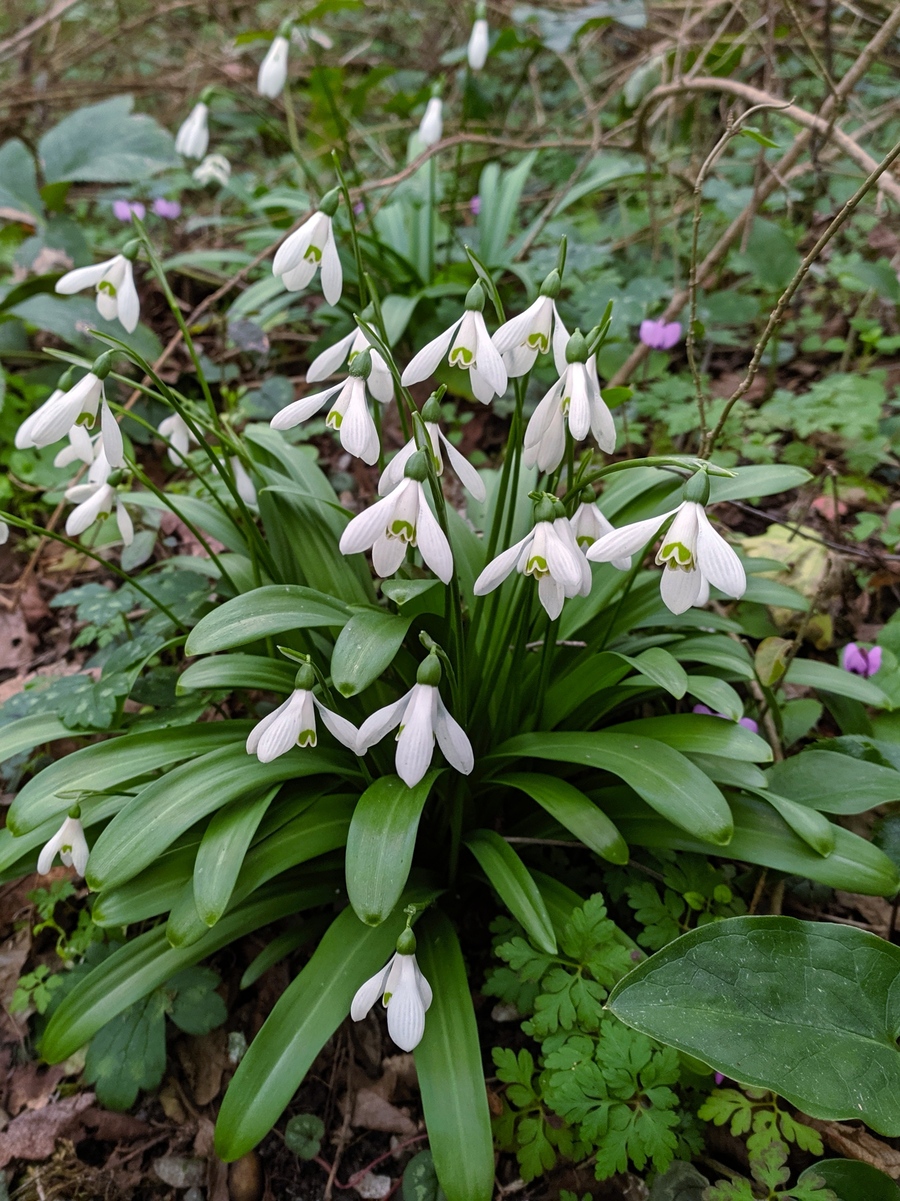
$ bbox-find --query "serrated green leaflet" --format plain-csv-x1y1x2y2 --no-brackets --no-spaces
185,585,351,654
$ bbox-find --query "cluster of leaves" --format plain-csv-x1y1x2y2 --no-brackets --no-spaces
706,1141,835,1201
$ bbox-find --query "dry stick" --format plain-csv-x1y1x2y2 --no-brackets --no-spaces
0,0,81,59
701,133,900,457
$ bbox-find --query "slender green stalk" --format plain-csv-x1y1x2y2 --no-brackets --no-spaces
283,87,321,194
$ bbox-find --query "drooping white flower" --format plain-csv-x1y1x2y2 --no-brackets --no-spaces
38,812,89,877
246,667,359,762
258,34,289,98
232,458,258,506
53,424,96,470
271,351,380,465
491,274,568,377
585,477,746,615
417,97,443,147
65,448,133,545
401,282,507,404
377,398,485,501
158,412,197,464
193,154,231,187
272,189,342,304
351,940,432,1052
56,255,140,333
175,101,209,159
570,500,631,572
340,456,453,583
0,521,8,545
467,14,489,71
307,325,393,405
473,495,586,619
16,365,122,467
357,653,473,788
523,334,615,473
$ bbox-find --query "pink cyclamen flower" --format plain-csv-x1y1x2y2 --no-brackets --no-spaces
469,195,481,216
715,1072,725,1086
842,643,882,678
693,703,758,735
152,198,182,219
639,318,681,350
112,199,146,222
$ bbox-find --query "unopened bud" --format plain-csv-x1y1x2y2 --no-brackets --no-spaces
464,281,485,312
92,350,116,380
319,187,341,217
294,663,315,691
564,330,588,364
682,469,710,506
416,652,442,687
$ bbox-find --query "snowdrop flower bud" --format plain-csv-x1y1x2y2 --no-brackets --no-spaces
232,458,258,506
417,96,443,147
64,448,133,545
175,101,209,159
158,412,197,464
258,34,290,98
492,270,569,378
55,254,140,333
351,933,433,1051
357,653,473,787
377,397,485,501
193,154,231,187
272,188,342,304
0,522,8,545
246,664,359,762
307,318,394,405
402,282,507,404
522,330,615,472
38,807,89,877
586,471,746,615
467,5,489,71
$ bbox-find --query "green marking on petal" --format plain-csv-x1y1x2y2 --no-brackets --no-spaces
525,554,549,578
327,410,342,429
576,534,595,549
527,332,549,351
97,280,118,298
389,519,415,542
306,245,322,263
449,346,474,366
298,729,317,747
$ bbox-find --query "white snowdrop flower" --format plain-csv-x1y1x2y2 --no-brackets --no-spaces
570,499,631,572
258,34,289,98
341,452,453,583
158,412,197,464
586,473,746,615
38,810,89,877
357,653,473,788
232,458,258,506
467,10,489,71
473,495,586,619
523,331,615,473
53,424,96,469
401,282,507,404
417,97,443,147
56,254,140,333
0,522,8,545
64,447,133,545
291,25,333,51
378,395,485,501
491,271,568,377
175,101,209,159
272,188,342,304
307,323,393,405
193,153,231,187
271,350,380,465
351,927,432,1052
246,665,359,762
17,356,122,467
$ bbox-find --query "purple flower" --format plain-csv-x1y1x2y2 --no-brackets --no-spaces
469,195,481,216
353,201,365,216
693,703,759,735
112,199,145,222
714,1072,725,1086
152,197,182,219
842,643,882,678
640,317,681,350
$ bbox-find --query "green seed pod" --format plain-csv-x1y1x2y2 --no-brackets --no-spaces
464,281,485,312
682,469,711,506
294,663,315,691
91,350,116,380
564,330,588,364
416,652,442,687
319,187,341,217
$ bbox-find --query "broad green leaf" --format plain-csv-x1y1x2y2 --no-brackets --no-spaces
92,843,199,927
239,916,332,989
186,585,350,654
676,635,754,680
0,138,43,219
797,1158,900,1201
414,911,495,1201
83,989,167,1110
0,714,83,764
767,749,900,814
686,676,745,723
491,732,734,845
177,654,296,694
331,608,412,697
131,492,249,556
706,465,811,502
607,715,772,762
499,772,628,864
477,152,537,266
39,95,178,183
684,754,767,790
7,722,250,836
740,575,808,610
746,787,835,856
465,829,556,953
346,773,438,925
608,916,900,1136
785,659,888,707
620,647,688,698
215,896,433,1160
193,787,278,925
542,653,632,726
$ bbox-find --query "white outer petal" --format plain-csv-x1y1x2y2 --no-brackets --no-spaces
585,506,680,563
400,319,462,386
413,487,453,583
37,824,66,874
320,222,343,306
473,531,533,595
538,574,564,619
544,520,583,589
394,684,436,787
258,35,289,97
434,696,474,775
551,307,570,376
68,820,90,877
272,214,320,276
378,438,417,496
566,363,591,441
351,958,393,1021
66,483,114,536
340,482,411,555
100,398,124,469
386,953,428,1050
307,330,355,382
270,385,340,430
439,431,485,501
660,565,703,614
55,260,113,295
115,260,140,332
338,378,379,465
357,693,410,753
116,498,134,546
471,312,507,400
491,297,543,356
467,18,489,70
695,507,746,599
312,697,360,752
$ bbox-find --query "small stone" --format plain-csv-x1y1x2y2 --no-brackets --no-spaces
184,1190,205,1201
227,1031,248,1065
153,1155,206,1189
354,1171,392,1199
490,1002,519,1022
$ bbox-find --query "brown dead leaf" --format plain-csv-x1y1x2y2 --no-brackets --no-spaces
805,1117,900,1175
351,1088,417,1137
158,1081,188,1123
0,610,36,671
0,927,31,1010
79,1107,152,1141
6,1063,65,1116
17,582,50,629
177,1027,227,1106
0,1090,94,1167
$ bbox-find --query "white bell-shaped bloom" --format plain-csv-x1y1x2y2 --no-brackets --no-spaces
272,205,342,304
378,415,485,502
417,97,443,147
492,293,569,378
571,501,631,572
64,448,133,545
175,102,209,159
246,686,359,762
17,375,100,452
474,507,586,619
53,424,96,469
586,498,746,615
0,522,8,545
307,327,393,405
524,360,615,473
401,285,507,405
351,950,433,1051
258,35,289,98
357,658,473,788
467,18,489,70
38,814,89,877
271,374,380,465
340,476,453,583
56,255,140,333
158,412,197,464
232,458,258,506
193,154,231,187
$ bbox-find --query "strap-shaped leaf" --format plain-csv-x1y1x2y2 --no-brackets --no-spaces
607,714,772,762
185,585,351,655
0,714,84,764
499,772,628,864
542,652,632,726
331,609,412,697
414,911,495,1201
785,659,888,706
132,491,248,555
193,786,279,926
346,772,438,926
465,829,556,954
746,787,836,856
767,749,900,814
177,654,295,694
93,842,200,927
